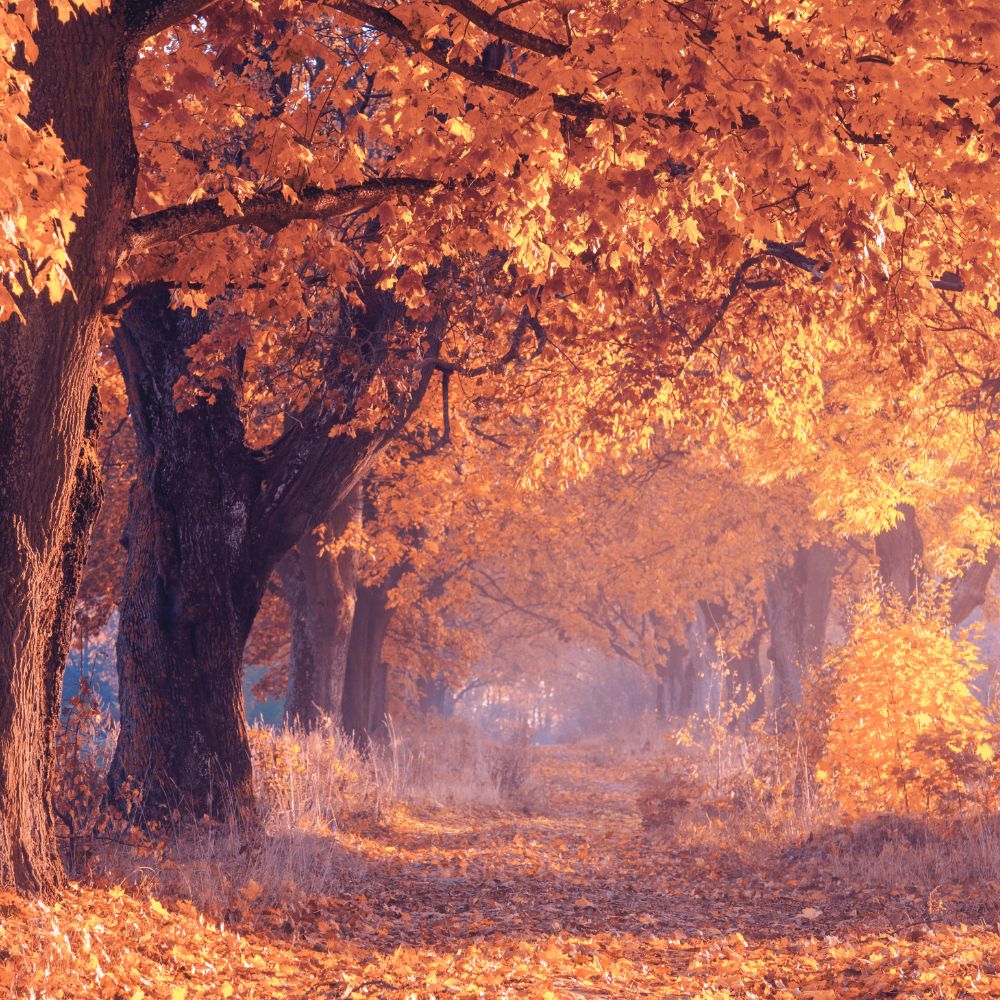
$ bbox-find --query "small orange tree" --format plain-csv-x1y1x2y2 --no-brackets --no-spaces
816,597,996,818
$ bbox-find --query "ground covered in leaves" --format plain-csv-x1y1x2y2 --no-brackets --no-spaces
5,746,1000,998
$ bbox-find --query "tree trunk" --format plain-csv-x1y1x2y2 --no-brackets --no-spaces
948,549,998,626
281,484,362,728
107,285,266,826
108,282,437,822
765,543,835,715
875,504,924,604
725,628,765,729
0,12,136,892
687,604,722,718
417,674,456,717
655,640,687,719
341,583,394,745
874,506,995,625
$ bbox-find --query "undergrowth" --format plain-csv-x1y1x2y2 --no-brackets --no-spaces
54,691,543,916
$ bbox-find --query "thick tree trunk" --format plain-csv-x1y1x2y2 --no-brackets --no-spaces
765,543,835,715
281,485,362,728
0,12,136,891
109,282,437,822
341,583,394,745
107,285,266,826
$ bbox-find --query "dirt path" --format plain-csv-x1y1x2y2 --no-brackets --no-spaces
259,745,1000,996
5,745,1000,997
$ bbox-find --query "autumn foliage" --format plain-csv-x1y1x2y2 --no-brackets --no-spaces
816,598,997,819
4,0,1000,994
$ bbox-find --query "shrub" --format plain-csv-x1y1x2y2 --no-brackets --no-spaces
816,597,996,818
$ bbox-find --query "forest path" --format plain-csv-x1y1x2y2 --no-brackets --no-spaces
254,743,1000,996
5,743,1000,997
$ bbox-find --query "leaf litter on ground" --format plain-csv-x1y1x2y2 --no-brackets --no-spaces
5,746,1000,997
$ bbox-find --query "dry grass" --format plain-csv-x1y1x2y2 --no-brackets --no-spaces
632,719,1000,903
820,814,1000,889
385,716,546,813
57,710,543,914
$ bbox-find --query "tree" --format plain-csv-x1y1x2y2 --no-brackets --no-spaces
765,543,837,718
4,0,999,892
281,485,363,729
106,277,442,823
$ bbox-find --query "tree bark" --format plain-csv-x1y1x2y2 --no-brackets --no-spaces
0,11,137,892
765,543,835,715
108,282,439,822
948,549,998,626
874,505,995,625
107,285,265,826
341,582,395,745
281,485,363,729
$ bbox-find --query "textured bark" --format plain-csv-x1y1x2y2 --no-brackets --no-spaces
765,543,835,714
281,485,363,728
109,283,438,822
0,11,137,892
341,582,395,745
107,285,264,826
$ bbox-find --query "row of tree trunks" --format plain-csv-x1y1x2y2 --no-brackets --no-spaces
281,486,363,729
650,549,834,727
0,11,139,892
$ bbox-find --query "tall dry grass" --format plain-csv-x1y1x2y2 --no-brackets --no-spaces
55,704,543,915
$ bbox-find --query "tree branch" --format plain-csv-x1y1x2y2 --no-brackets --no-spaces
327,0,621,122
435,0,569,57
125,177,436,256
125,0,222,47
435,303,546,376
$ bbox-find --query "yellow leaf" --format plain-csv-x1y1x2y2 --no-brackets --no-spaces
445,118,474,142
681,217,702,245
